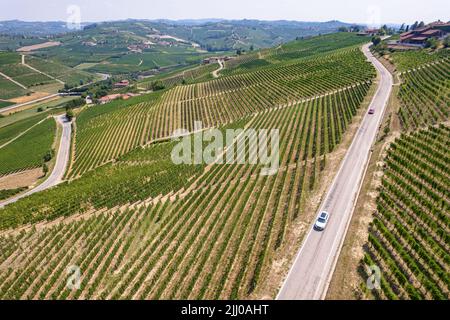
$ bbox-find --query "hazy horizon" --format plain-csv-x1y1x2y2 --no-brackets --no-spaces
1,0,448,26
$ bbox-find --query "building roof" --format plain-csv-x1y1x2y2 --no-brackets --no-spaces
410,36,428,41
422,29,442,35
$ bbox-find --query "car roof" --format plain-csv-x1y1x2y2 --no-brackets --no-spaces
320,211,329,218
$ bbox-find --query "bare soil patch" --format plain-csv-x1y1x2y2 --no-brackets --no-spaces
17,41,61,52
0,168,42,190
8,92,51,104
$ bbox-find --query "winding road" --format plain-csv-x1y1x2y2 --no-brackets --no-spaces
0,115,72,208
277,43,393,300
212,59,224,78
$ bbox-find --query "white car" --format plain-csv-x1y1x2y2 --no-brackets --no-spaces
314,211,330,231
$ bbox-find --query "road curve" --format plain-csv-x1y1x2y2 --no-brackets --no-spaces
277,43,393,300
0,115,72,208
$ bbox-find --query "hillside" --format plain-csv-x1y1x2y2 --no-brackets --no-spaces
0,20,356,78
0,33,377,300
328,43,450,300
0,51,97,101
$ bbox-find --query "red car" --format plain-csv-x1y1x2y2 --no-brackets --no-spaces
368,108,375,115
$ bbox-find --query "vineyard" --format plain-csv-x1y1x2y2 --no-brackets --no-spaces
145,63,220,88
25,56,95,87
68,47,375,178
397,58,449,130
392,49,449,72
362,125,449,300
0,76,28,100
0,62,56,88
222,33,368,77
0,113,48,146
0,81,372,299
0,117,56,176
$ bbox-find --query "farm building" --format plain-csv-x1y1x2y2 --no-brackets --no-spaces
114,79,130,88
357,28,380,36
400,21,449,46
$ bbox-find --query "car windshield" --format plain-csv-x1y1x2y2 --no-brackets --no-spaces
318,218,326,223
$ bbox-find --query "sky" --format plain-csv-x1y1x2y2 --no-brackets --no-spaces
1,0,449,25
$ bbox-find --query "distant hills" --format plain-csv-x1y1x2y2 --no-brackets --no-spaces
0,19,356,51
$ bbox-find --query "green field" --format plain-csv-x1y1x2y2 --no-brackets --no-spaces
0,100,14,109
0,76,28,99
0,187,27,201
0,117,56,176
0,112,48,145
25,56,96,87
0,98,72,128
0,52,56,88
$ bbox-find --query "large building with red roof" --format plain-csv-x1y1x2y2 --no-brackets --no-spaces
400,21,449,46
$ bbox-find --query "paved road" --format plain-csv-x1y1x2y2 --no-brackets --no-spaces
0,93,60,114
0,115,72,208
277,43,393,300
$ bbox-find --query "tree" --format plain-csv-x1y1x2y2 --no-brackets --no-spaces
418,21,425,28
424,38,438,49
37,107,44,112
151,81,165,91
42,163,49,176
236,49,242,55
372,36,382,46
350,25,362,32
379,25,388,35
411,21,419,30
249,45,254,51
399,23,405,32
405,25,410,32
66,109,74,121
444,35,450,48
338,26,348,32
43,149,54,162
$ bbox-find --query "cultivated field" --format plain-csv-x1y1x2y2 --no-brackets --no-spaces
362,125,449,300
68,45,374,178
0,34,381,300
0,117,56,176
398,58,449,130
